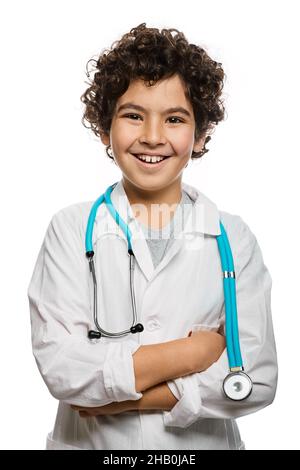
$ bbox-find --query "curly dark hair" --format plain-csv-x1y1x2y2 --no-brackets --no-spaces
80,23,226,161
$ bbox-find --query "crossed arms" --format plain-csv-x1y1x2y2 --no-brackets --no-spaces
71,330,226,417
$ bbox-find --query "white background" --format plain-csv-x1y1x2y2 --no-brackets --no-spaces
0,0,299,450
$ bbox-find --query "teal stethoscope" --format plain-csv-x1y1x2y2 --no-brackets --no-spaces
85,183,253,401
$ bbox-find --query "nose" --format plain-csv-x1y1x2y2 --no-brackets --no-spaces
138,118,167,146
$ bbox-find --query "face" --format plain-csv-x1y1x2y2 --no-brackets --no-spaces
100,74,205,201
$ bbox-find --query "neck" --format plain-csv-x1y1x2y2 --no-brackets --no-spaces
121,177,183,229
122,178,182,207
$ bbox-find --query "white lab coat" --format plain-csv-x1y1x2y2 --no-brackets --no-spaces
27,180,278,450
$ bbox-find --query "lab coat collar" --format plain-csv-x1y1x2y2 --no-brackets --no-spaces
95,179,221,281
110,179,221,235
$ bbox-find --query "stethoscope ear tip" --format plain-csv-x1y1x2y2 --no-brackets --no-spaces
88,330,102,340
130,323,144,334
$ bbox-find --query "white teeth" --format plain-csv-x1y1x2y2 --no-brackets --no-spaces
136,154,166,163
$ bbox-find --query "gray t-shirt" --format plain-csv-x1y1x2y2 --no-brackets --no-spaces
138,190,194,269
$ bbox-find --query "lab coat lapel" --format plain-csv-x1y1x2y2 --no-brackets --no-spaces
106,181,155,281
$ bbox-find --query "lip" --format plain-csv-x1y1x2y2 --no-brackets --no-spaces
132,152,171,157
131,153,171,170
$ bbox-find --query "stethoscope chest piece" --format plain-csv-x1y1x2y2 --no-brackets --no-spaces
223,371,253,401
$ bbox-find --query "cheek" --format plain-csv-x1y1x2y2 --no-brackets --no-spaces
112,127,133,151
170,128,195,155
110,119,134,150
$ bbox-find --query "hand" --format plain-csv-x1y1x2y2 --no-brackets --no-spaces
188,329,226,373
70,400,138,418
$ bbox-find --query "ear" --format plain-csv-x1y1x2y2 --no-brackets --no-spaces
100,132,110,146
193,134,207,154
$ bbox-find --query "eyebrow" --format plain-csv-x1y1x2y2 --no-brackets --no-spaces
117,102,192,118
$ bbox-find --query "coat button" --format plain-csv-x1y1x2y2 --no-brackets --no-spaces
146,318,161,331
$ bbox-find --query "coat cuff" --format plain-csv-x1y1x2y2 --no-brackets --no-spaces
163,374,202,428
166,378,184,401
103,341,143,402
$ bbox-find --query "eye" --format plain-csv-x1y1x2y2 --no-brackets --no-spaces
122,114,184,123
123,114,141,120
167,116,184,124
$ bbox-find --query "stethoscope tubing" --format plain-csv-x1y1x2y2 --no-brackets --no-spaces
86,183,244,370
216,225,243,369
86,183,139,337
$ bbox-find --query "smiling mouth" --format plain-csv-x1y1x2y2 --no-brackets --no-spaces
131,153,171,164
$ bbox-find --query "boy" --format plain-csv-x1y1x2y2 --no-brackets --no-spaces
28,23,277,450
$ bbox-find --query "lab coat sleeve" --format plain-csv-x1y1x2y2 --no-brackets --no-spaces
163,215,278,428
167,378,183,401
27,207,143,407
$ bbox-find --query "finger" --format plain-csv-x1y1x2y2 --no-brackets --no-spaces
71,405,82,411
71,405,93,411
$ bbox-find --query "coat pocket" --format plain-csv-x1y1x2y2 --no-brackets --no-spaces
191,324,220,332
188,323,221,336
